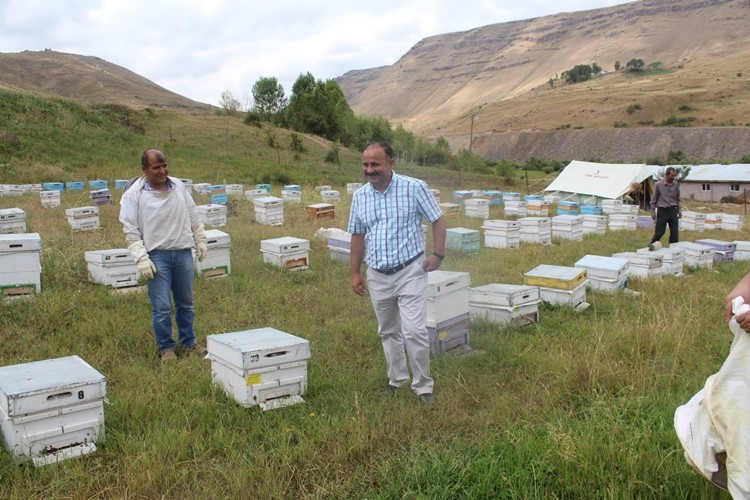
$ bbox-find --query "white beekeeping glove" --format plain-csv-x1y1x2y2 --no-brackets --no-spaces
193,223,208,263
196,242,208,263
128,241,157,280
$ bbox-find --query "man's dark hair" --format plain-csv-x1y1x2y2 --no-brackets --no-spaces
141,148,165,167
665,167,677,175
364,141,394,159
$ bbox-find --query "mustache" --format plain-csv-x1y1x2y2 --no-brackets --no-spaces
365,171,380,177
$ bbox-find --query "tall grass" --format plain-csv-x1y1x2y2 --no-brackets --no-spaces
0,185,745,498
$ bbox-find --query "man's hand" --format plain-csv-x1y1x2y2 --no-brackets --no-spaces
197,242,208,263
137,258,157,280
351,273,365,296
422,255,443,272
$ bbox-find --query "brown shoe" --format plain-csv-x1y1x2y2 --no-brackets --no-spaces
161,348,177,361
187,343,208,358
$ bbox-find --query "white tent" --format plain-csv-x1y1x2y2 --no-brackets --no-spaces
543,160,654,204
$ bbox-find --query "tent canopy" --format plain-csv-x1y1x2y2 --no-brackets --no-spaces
543,160,653,201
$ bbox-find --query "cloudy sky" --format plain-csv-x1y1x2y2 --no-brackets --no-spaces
0,0,632,107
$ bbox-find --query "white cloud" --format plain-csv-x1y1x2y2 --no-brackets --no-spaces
0,0,632,106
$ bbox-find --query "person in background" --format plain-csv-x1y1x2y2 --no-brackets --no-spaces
648,166,681,250
348,140,446,405
119,149,208,361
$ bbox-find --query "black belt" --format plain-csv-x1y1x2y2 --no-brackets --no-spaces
372,252,423,275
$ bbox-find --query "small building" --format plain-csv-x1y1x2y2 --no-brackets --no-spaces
649,164,750,203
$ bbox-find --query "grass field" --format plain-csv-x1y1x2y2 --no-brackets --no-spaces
0,185,746,498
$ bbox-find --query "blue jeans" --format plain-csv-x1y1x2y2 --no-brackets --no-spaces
147,249,197,351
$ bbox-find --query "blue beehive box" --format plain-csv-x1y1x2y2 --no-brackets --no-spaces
65,181,84,191
89,180,108,189
256,184,272,193
580,205,601,215
114,179,129,190
483,190,504,206
446,227,480,253
283,185,301,192
42,182,64,192
452,190,473,206
557,200,580,215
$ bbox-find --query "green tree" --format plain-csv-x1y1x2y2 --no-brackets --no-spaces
614,60,621,71
251,77,287,122
592,63,602,74
392,124,416,163
563,64,593,83
625,58,646,72
285,73,356,145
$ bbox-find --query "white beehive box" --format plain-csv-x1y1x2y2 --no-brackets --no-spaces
0,233,42,296
523,265,588,291
439,202,460,216
207,328,311,410
721,214,744,231
637,247,685,276
196,204,228,227
581,214,608,235
0,355,106,466
253,197,284,213
65,206,100,232
468,283,539,308
245,189,268,200
260,237,310,270
261,237,310,254
574,255,629,281
200,230,231,278
315,185,332,192
734,241,750,261
608,214,636,231
347,183,363,195
464,199,490,219
483,220,520,249
670,242,714,269
539,283,589,310
601,199,622,214
612,252,663,279
84,249,138,288
551,215,584,241
426,271,470,328
517,217,552,245
225,184,244,196
320,190,339,201
281,190,302,203
0,208,27,234
39,191,61,208
469,301,539,326
427,313,470,355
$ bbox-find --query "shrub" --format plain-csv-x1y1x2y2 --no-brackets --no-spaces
626,104,642,114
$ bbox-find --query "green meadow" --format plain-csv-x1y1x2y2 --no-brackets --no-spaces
0,91,745,498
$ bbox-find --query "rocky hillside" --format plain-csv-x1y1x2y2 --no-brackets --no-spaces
336,0,750,161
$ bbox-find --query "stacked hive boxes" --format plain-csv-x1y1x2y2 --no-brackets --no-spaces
178,178,193,193
579,205,602,215
734,241,750,261
254,196,284,226
517,217,552,245
207,328,311,411
482,219,519,249
608,214,636,231
452,190,472,205
90,188,112,206
321,190,339,202
618,204,639,215
200,229,231,278
84,249,138,289
260,237,310,270
581,214,607,235
39,190,61,208
438,202,460,217
306,203,335,220
526,198,550,216
446,227,480,253
695,239,736,262
245,189,268,201
0,233,42,299
523,264,589,310
601,199,622,214
556,200,580,215
637,247,685,276
0,208,27,233
225,184,244,196
551,215,584,241
193,183,211,195
636,215,654,229
256,183,272,194
574,255,630,292
464,198,490,219
503,195,527,217
208,185,228,205
314,185,331,192
704,213,722,230
426,271,471,355
468,284,540,325
281,189,301,203
327,232,351,263
722,214,744,231
114,180,129,190
347,183,363,195
670,242,714,269
612,251,663,279
483,190,503,206
65,206,100,231
680,211,706,231
196,204,228,227
0,356,107,466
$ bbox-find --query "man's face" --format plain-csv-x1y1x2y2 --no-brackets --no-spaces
665,170,677,183
143,151,169,188
362,145,393,191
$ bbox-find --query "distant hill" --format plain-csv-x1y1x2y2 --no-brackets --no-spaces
0,50,212,112
336,0,750,160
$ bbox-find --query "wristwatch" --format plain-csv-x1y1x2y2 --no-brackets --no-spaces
432,252,445,261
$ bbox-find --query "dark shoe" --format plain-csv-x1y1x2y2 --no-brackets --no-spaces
418,393,435,405
160,348,177,361
375,384,398,397
648,243,655,251
187,343,208,358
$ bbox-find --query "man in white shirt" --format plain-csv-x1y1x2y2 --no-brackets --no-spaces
119,149,208,361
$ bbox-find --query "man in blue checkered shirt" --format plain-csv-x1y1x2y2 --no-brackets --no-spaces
348,141,446,405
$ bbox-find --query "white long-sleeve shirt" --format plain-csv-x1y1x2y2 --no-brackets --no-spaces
119,175,202,251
